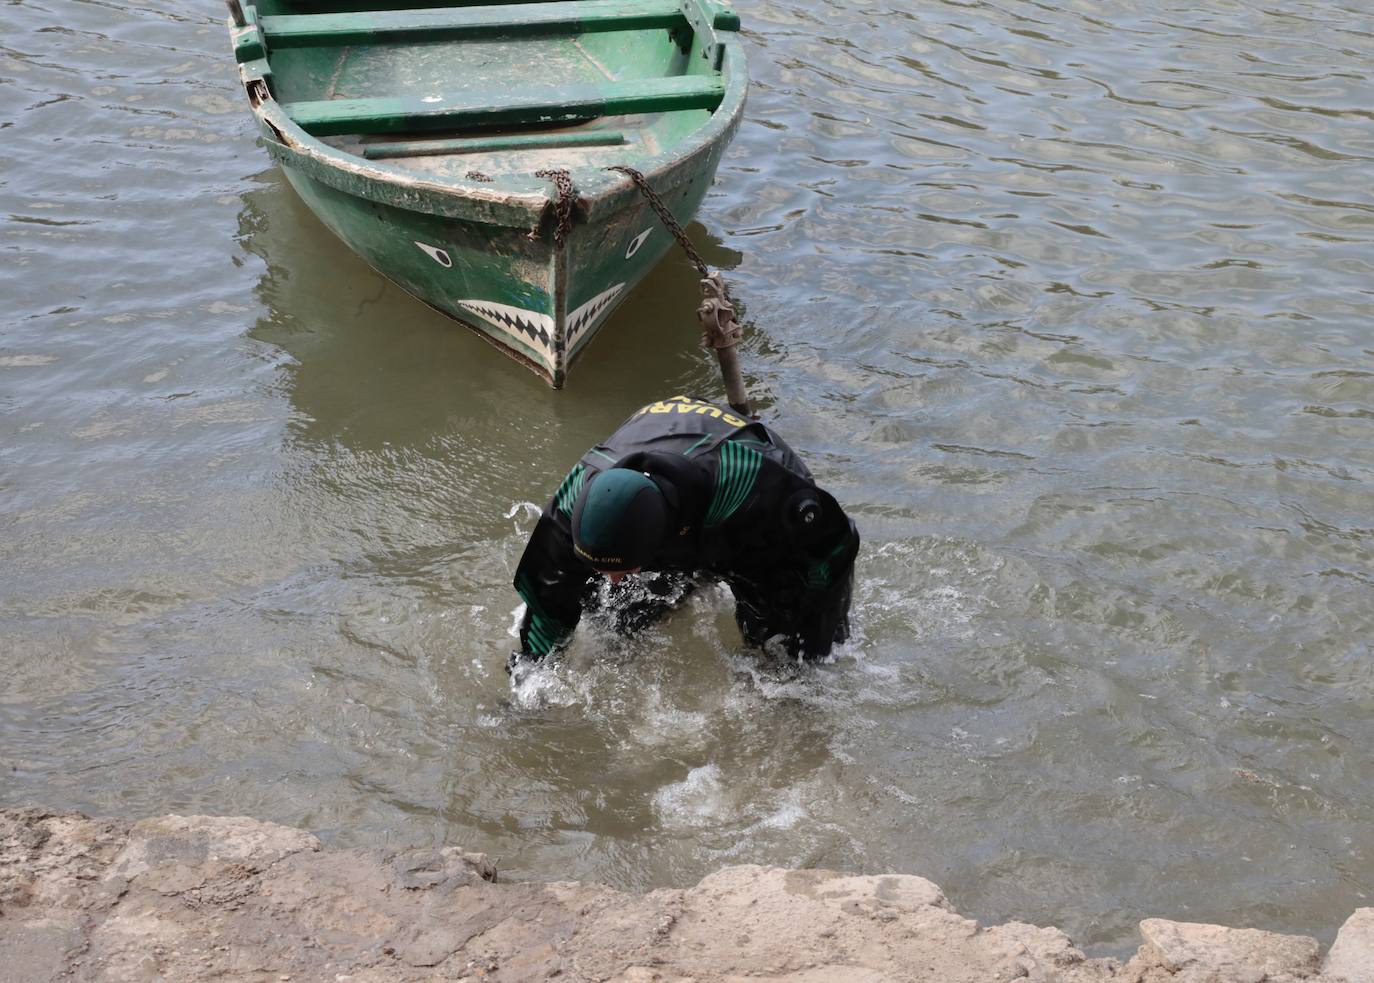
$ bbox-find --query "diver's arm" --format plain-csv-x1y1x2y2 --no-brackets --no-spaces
512,509,592,662
750,464,860,659
792,488,860,658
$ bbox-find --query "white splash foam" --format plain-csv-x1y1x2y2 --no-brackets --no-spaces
505,501,543,523
509,659,578,710
630,684,709,747
653,764,726,827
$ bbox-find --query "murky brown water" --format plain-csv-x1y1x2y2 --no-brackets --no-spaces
3,0,1373,953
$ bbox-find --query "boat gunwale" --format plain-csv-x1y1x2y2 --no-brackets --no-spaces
234,21,747,229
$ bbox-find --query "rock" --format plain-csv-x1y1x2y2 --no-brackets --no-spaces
110,814,320,880
0,910,87,983
1121,918,1321,983
1323,908,1374,983
1,809,1366,983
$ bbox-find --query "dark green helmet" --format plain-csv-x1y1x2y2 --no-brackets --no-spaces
571,468,666,572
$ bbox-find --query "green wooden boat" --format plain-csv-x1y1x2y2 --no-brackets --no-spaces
226,0,746,386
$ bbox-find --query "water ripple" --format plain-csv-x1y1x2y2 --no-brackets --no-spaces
2,0,1373,958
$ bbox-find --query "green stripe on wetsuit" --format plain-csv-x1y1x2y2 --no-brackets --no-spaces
554,464,588,517
516,573,571,657
704,440,763,527
807,538,851,588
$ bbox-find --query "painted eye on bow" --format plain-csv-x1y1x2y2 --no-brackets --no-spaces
625,228,652,259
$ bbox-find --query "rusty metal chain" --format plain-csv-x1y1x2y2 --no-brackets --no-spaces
605,165,711,278
535,168,574,247
606,165,750,415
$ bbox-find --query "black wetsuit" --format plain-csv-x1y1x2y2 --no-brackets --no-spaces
513,396,860,664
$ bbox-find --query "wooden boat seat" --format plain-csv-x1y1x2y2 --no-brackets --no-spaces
283,74,724,136
361,130,628,160
259,0,688,47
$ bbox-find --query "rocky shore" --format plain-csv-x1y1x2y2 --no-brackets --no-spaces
1,809,1369,983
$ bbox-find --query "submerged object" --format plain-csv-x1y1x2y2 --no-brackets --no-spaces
226,0,746,386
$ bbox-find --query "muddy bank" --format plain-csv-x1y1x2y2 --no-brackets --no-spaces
1,810,1369,983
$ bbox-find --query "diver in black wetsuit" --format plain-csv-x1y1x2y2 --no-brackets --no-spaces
510,395,859,671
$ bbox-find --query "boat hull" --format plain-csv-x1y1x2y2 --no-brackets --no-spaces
230,0,747,387
269,126,732,386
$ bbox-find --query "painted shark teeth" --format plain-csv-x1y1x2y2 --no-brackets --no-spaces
458,300,555,351
568,283,626,342
457,283,625,358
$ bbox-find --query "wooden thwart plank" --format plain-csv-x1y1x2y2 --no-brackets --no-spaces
363,130,627,159
283,0,565,10
284,75,723,136
260,0,685,47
